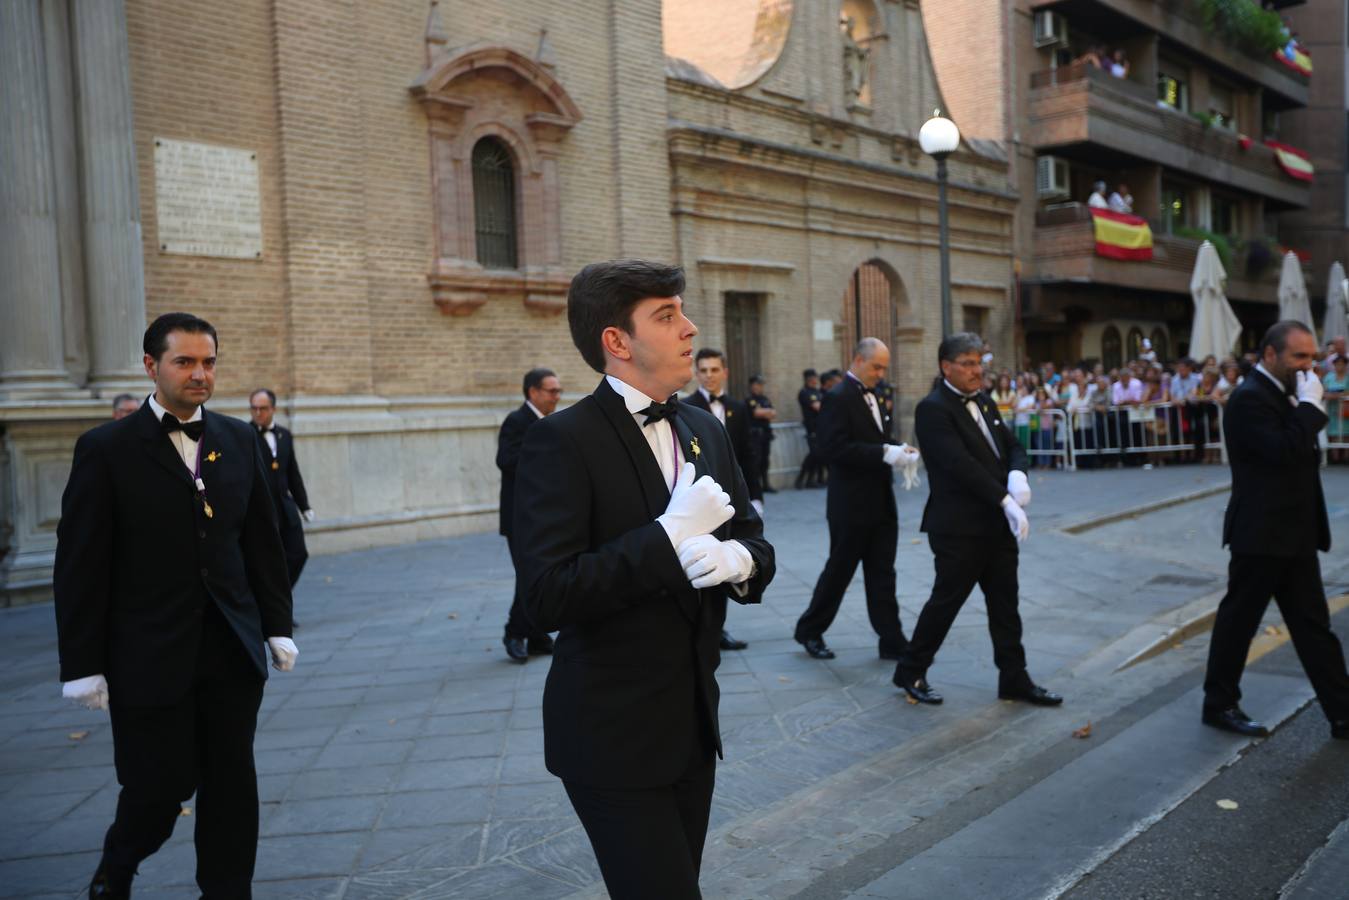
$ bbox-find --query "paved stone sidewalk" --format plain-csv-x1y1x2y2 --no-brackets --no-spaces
1,465,1343,898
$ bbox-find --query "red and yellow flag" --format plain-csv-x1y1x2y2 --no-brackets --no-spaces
1274,47,1313,76
1090,209,1153,261
1266,141,1314,182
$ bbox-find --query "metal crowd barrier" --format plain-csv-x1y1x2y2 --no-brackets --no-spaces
1058,400,1226,470
1014,407,1073,471
1324,395,1348,465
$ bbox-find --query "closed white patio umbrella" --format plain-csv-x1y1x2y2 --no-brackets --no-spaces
1277,251,1316,341
1189,240,1242,361
1323,261,1348,344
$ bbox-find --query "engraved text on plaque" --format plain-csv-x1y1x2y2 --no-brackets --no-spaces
154,138,262,259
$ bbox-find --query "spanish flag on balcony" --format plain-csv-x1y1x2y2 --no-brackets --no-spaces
1090,209,1153,261
1267,141,1315,181
1274,46,1313,76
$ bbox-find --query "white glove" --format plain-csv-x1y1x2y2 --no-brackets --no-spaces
882,443,920,467
1295,370,1325,412
62,674,109,711
302,509,316,522
676,534,755,589
900,458,921,491
750,498,764,517
1001,495,1030,543
267,636,298,671
657,462,735,549
1007,470,1031,507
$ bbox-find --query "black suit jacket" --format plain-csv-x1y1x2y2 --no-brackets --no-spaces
818,377,896,525
54,402,293,706
256,423,310,528
1221,372,1330,556
915,383,1028,537
496,402,541,537
514,379,775,789
682,389,762,501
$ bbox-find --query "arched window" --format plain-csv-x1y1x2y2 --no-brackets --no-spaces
1150,327,1169,363
472,138,517,269
1102,325,1122,371
1126,327,1144,362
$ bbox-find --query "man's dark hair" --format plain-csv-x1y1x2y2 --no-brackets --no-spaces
143,312,218,361
250,388,277,407
802,368,818,380
749,374,766,387
111,393,136,412
522,367,556,397
695,348,726,365
1259,320,1314,357
566,259,686,373
938,331,983,365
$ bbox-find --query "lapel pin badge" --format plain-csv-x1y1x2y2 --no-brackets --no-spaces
206,451,222,463
691,436,702,458
271,460,280,470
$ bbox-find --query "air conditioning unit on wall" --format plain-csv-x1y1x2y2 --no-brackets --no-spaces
1034,11,1069,48
1036,156,1070,199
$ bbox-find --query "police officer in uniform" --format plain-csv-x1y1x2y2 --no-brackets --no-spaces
796,369,825,489
746,375,777,493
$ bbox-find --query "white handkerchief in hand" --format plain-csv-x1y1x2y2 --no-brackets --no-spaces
900,459,922,491
62,674,109,711
267,637,299,671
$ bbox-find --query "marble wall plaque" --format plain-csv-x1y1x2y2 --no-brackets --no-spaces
153,138,262,258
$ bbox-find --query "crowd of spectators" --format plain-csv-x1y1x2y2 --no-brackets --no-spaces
977,335,1347,468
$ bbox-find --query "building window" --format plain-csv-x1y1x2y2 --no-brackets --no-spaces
962,305,988,337
1102,326,1122,371
1160,181,1188,234
1157,63,1188,111
1208,81,1236,131
1150,327,1169,363
472,137,518,270
1211,193,1239,236
724,292,764,389
1126,326,1144,361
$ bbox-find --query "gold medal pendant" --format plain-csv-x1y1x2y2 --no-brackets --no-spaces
203,499,214,519
271,460,279,470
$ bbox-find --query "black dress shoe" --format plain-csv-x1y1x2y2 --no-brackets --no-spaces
802,638,835,659
893,671,943,705
720,630,748,651
999,684,1063,706
503,636,528,663
1331,720,1348,740
527,635,554,655
89,865,132,899
1201,706,1269,737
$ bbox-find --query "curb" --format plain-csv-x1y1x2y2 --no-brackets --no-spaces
1059,482,1232,535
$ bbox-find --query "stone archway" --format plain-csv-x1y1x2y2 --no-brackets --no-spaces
839,259,923,434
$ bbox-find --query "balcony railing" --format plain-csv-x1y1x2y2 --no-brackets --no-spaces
1031,203,1295,302
1028,64,1311,208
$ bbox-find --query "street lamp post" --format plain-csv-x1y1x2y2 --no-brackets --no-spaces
920,110,961,338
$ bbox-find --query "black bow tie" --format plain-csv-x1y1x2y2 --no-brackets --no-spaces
709,394,727,405
256,425,274,435
641,398,680,427
161,412,204,441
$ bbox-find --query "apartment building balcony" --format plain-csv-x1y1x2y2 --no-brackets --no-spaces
1030,0,1309,108
1029,204,1291,304
1029,64,1311,209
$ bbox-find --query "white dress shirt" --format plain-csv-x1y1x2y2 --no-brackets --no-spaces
525,400,545,420
846,373,884,431
606,375,681,490
945,380,999,457
698,387,726,424
259,427,278,458
147,393,202,472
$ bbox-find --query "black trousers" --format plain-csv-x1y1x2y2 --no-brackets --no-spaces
752,429,772,489
564,744,716,899
897,532,1029,689
796,432,824,484
795,517,905,653
103,604,265,897
1203,553,1349,721
505,535,548,640
279,498,308,589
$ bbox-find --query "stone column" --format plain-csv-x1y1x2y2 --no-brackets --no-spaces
0,0,75,395
70,0,148,392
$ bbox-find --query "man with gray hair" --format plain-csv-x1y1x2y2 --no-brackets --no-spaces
794,337,921,660
893,332,1062,707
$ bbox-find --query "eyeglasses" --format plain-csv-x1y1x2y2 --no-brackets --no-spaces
249,405,273,412
538,388,563,396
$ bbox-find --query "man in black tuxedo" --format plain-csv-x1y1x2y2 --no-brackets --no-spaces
249,388,313,592
684,347,762,651
893,333,1062,707
54,313,295,898
1202,320,1349,740
794,338,921,660
795,369,825,489
497,367,562,662
514,259,775,898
